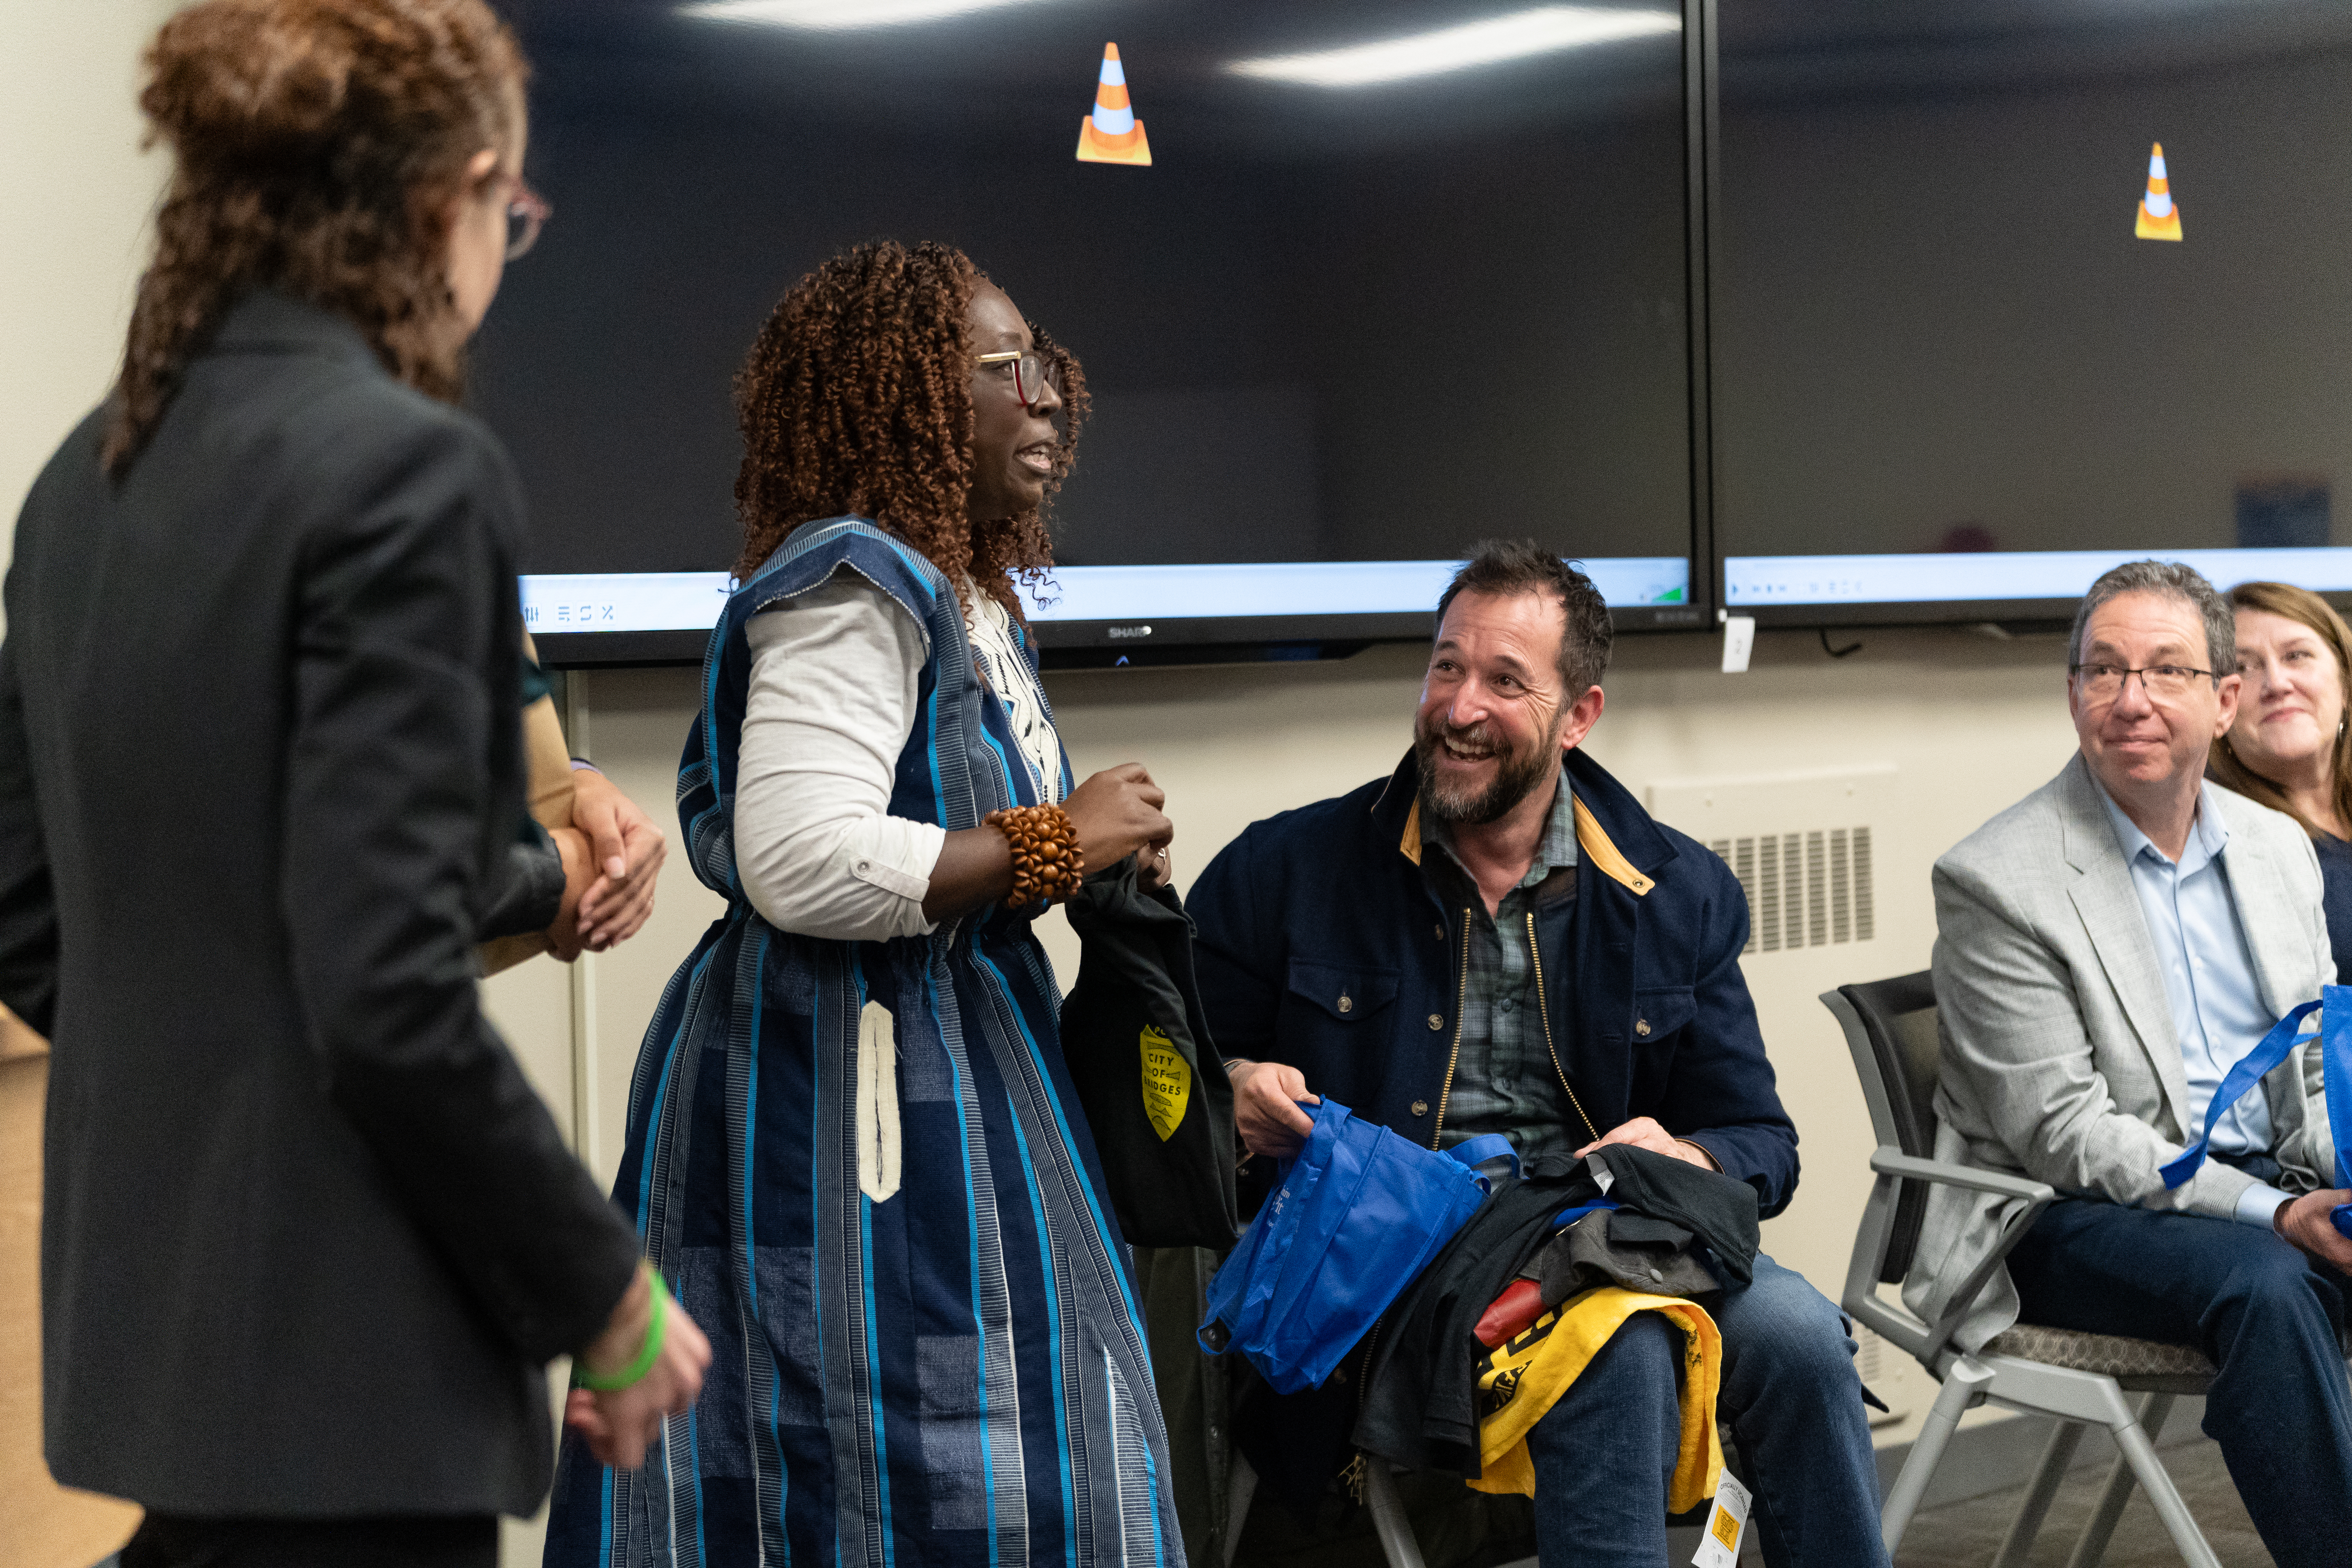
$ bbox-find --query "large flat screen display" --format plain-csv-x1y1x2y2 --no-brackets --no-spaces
479,1,1706,664
1713,0,2352,622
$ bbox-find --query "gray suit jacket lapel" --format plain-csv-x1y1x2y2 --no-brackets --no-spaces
2058,756,2195,1133
2217,807,2308,1020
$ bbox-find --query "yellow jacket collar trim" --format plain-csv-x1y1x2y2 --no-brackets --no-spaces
1573,798,1655,896
1400,791,1653,897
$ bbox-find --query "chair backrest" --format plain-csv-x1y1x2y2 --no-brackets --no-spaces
1828,970,1940,1283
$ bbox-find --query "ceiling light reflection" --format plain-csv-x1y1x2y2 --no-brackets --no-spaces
1229,5,1681,88
680,0,1055,31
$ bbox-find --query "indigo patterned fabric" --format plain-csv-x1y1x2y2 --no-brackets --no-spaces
544,519,1182,1568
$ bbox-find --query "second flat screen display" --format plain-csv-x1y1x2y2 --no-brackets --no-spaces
1715,0,2352,615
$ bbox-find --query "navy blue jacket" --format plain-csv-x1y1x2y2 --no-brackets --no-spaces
1189,747,1800,1219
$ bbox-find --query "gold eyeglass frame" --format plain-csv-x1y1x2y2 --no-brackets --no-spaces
974,350,1059,410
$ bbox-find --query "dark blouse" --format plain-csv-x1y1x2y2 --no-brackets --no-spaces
2314,831,2352,984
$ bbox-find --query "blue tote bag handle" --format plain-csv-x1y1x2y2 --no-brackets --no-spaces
2326,987,2352,1194
2158,992,2352,1241
2326,987,2352,1240
1446,1132,1520,1190
2160,999,2320,1190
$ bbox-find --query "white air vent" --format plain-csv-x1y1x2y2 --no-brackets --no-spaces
1644,767,1894,958
1706,828,1873,954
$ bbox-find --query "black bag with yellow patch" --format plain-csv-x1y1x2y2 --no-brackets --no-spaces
1059,858,1241,1248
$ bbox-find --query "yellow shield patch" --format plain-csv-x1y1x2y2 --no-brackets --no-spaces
1140,1025,1190,1142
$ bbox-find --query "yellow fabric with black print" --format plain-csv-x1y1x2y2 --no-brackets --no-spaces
1466,1286,1724,1513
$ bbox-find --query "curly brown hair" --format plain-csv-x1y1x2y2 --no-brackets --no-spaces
731,240,1089,619
103,0,525,475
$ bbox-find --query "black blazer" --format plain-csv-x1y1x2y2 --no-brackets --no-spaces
0,293,641,1517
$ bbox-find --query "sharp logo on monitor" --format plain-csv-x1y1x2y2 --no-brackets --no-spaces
1107,624,1154,639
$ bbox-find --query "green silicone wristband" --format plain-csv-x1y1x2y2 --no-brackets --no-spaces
574,1267,668,1392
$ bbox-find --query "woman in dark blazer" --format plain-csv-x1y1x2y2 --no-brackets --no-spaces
0,4,706,1565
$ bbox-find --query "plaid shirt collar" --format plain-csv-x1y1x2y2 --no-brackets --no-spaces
1422,764,1582,896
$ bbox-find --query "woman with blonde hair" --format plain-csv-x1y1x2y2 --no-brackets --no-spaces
0,3,706,1564
2210,580,2352,977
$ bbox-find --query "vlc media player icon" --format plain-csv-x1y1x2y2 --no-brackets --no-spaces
2136,142,2181,241
1076,44,1151,166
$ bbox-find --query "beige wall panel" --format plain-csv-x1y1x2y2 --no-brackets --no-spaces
483,949,580,1153
564,668,733,1194
3,1052,143,1568
0,0,174,596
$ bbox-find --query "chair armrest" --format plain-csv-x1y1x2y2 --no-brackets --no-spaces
1870,1150,2056,1207
1844,1149,2057,1368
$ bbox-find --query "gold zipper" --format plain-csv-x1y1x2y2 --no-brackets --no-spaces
1352,913,1591,1435
1527,909,1601,1145
1428,907,1472,1149
1358,908,1473,1423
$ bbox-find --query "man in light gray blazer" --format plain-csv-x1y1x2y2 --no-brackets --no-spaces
1920,560,2352,1566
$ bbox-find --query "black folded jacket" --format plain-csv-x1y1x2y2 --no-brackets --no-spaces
1059,858,1240,1249
1350,1143,1761,1478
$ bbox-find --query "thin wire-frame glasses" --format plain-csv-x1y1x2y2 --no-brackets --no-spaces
2069,662,2219,701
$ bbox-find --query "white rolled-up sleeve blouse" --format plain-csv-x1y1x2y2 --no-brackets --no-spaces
733,564,1062,944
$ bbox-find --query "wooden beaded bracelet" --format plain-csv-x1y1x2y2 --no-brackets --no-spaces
985,804,1085,908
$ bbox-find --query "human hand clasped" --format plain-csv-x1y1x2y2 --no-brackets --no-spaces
1062,762,1173,886
565,1262,713,1470
572,766,667,951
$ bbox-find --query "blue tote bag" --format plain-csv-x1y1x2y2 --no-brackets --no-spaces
2160,985,2352,1238
1198,1097,1514,1395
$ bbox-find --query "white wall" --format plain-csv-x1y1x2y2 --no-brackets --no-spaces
0,1,171,589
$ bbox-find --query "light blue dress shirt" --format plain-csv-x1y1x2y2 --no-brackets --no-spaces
2096,782,2298,1229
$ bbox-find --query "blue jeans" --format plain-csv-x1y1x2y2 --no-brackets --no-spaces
2006,1198,2352,1568
1526,1252,1889,1567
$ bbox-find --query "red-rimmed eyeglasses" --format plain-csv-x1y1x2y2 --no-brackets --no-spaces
974,350,1061,411
502,176,552,261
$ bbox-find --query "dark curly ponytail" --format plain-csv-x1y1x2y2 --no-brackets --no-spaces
103,0,525,475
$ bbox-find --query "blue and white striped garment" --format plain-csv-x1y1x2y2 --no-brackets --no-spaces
544,519,1183,1568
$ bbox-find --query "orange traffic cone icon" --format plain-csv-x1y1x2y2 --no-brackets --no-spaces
2136,142,2181,241
1076,43,1151,166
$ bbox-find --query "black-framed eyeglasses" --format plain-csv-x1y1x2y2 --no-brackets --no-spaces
975,350,1061,410
2069,662,2221,701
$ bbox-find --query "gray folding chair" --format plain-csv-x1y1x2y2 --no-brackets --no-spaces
1824,973,2225,1568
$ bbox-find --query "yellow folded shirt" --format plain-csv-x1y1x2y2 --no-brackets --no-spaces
1467,1285,1724,1514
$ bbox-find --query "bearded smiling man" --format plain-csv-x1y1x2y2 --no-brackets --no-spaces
1187,541,1889,1566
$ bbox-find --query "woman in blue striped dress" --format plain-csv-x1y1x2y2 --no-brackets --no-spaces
545,240,1183,1568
